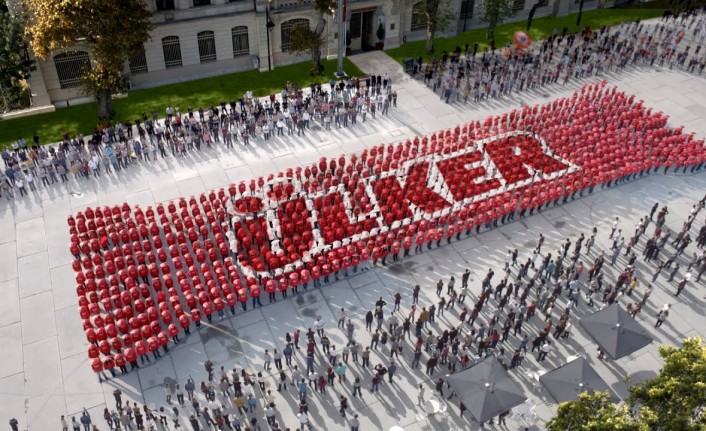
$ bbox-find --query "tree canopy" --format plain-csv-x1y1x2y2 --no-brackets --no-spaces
547,391,646,431
479,0,515,40
23,0,153,119
548,338,706,431
287,0,335,75
630,337,706,430
418,0,454,54
0,0,34,112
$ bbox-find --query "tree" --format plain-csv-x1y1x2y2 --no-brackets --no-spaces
479,0,515,40
547,391,646,431
547,338,706,431
287,0,335,75
0,0,34,112
23,0,153,119
413,0,454,54
629,337,706,430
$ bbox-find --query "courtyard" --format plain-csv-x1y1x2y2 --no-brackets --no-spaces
2,25,706,431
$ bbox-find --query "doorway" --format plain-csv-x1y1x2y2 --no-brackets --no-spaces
349,10,375,52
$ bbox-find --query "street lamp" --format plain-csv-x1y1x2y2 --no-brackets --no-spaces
265,6,275,71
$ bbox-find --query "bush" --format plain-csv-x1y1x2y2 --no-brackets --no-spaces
1,81,31,113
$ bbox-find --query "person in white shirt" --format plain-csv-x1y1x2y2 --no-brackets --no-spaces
297,412,312,430
314,317,325,336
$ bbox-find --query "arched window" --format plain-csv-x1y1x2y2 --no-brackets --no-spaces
129,46,148,74
512,0,526,11
53,51,91,89
410,2,426,32
197,31,217,63
281,18,309,52
231,26,250,57
162,36,183,69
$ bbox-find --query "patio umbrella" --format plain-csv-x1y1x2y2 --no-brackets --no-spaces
539,357,618,403
445,355,527,423
579,304,652,359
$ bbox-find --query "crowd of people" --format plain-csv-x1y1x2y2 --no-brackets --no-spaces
75,191,706,431
417,10,706,105
7,9,706,431
0,75,399,201
68,78,705,396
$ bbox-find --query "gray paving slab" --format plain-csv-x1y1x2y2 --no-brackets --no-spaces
0,374,26,428
54,306,87,359
20,291,57,345
50,264,79,311
26,389,67,431
60,353,105,414
136,356,177,391
0,241,19,283
0,279,21,328
15,217,46,257
0,207,16,245
18,251,51,298
23,337,62,396
0,323,23,380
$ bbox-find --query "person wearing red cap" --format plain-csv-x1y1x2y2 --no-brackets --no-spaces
148,335,161,360
135,339,150,365
103,355,117,378
91,358,108,382
402,236,412,258
168,323,180,344
114,352,128,375
251,285,262,308
179,313,191,335
125,347,139,370
237,288,248,311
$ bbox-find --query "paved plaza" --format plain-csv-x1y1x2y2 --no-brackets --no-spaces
2,35,706,430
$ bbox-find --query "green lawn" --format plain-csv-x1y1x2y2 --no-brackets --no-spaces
386,6,665,64
1,5,665,147
0,57,363,147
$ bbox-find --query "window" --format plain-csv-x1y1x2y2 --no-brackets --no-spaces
350,13,362,38
197,31,217,63
193,0,211,6
156,0,175,10
281,18,309,52
162,36,183,69
54,51,91,89
231,26,250,57
410,2,426,32
512,0,525,11
460,0,474,19
129,47,149,74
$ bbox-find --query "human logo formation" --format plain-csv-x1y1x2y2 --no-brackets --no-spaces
68,81,705,372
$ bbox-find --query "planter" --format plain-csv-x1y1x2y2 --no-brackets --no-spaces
375,42,384,50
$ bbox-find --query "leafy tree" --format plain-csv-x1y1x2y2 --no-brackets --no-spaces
417,0,454,54
630,337,706,431
23,0,153,120
479,0,515,40
547,391,646,431
287,0,335,75
0,0,34,112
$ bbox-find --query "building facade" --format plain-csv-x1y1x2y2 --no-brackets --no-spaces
23,0,597,108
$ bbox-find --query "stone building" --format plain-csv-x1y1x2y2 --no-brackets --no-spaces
17,0,596,108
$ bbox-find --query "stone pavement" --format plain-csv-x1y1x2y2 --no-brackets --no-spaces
1,45,706,431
